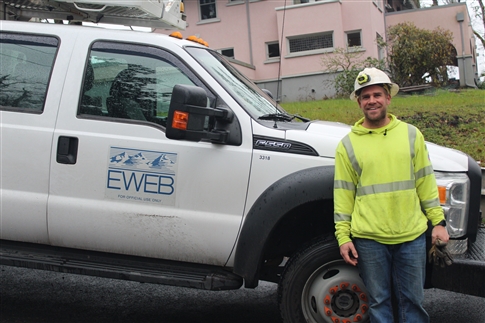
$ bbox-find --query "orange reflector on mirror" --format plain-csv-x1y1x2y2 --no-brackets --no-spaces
172,111,189,130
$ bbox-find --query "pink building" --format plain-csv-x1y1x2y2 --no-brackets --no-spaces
386,3,478,89
160,0,478,102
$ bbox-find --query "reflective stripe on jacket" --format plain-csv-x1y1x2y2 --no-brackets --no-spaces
334,114,444,246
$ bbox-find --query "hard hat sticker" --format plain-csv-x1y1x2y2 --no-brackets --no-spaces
357,74,370,85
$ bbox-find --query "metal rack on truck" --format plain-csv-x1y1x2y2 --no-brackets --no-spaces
0,0,186,29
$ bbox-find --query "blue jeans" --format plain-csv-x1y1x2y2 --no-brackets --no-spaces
353,233,429,323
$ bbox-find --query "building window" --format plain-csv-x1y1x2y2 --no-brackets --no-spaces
288,33,333,54
376,33,385,60
227,0,245,6
218,48,235,59
373,0,383,10
200,0,217,20
266,42,280,59
346,31,362,48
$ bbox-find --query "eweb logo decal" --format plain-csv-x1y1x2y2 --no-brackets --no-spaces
105,147,178,205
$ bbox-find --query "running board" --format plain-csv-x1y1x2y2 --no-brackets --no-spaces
0,240,243,291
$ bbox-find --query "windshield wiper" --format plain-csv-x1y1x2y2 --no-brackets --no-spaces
258,113,310,122
259,113,294,121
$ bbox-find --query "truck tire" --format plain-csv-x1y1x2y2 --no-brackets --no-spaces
278,238,370,323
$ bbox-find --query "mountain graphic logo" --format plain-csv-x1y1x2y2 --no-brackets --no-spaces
109,147,177,174
149,154,176,168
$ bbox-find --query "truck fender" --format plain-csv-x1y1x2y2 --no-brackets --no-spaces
233,165,335,288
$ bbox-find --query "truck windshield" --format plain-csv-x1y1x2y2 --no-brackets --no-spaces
186,47,285,119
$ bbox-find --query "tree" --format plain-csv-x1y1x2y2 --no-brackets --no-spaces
386,22,455,87
419,0,484,69
321,47,386,98
470,0,485,51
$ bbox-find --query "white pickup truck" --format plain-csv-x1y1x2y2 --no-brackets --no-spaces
0,6,483,323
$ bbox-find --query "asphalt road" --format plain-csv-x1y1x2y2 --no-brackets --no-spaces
1,265,484,323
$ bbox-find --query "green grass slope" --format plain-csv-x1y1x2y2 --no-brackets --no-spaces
282,89,485,164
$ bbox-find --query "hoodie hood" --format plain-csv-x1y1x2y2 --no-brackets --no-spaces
351,114,400,136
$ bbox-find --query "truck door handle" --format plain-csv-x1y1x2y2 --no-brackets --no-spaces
57,136,79,164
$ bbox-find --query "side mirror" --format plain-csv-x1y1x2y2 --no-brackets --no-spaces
166,84,233,143
261,88,274,100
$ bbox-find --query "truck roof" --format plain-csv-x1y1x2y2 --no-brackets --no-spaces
1,0,186,30
2,19,208,52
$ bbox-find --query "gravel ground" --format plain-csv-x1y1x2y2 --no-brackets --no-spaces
1,265,484,323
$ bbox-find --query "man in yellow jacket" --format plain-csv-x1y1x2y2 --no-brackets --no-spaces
334,68,449,322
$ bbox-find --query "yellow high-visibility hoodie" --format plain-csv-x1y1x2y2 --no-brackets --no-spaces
334,114,445,246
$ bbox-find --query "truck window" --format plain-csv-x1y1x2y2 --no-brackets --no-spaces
79,41,213,127
0,33,58,112
186,46,283,119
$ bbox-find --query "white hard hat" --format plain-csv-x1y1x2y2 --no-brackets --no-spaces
350,67,399,101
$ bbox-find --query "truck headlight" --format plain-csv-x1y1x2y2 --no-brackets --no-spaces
435,172,469,238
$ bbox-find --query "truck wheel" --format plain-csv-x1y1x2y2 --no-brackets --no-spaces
278,238,370,323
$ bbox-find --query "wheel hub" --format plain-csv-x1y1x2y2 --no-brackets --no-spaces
332,290,359,316
302,260,370,323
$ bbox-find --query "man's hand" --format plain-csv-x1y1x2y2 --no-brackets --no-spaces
429,225,452,267
431,225,449,245
339,241,358,266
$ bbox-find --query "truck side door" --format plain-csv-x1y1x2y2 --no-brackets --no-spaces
48,39,252,265
0,32,66,243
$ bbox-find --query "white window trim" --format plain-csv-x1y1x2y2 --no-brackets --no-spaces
287,32,334,55
373,0,383,12
227,0,263,7
346,30,362,48
285,47,334,59
347,46,366,54
227,0,245,6
376,32,385,60
217,47,235,59
199,0,218,22
264,59,281,65
293,0,318,4
196,18,221,25
265,41,281,61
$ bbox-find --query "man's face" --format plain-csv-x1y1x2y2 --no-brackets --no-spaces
357,85,391,128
